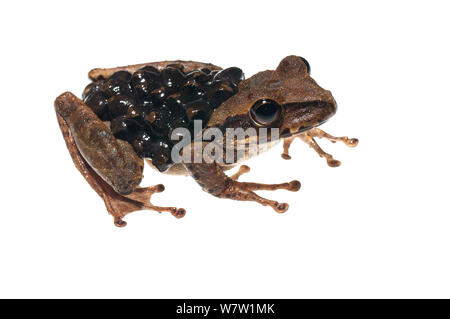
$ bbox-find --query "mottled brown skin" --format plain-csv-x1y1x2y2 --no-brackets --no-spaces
55,56,358,227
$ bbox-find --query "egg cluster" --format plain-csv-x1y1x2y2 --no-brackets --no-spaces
82,64,244,171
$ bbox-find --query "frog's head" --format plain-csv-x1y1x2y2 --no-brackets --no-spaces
206,55,337,138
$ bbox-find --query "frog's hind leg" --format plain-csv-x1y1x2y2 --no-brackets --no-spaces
55,92,185,227
185,163,300,214
281,127,358,167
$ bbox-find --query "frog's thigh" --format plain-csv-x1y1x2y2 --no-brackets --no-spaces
55,92,185,226
55,92,143,195
184,163,300,213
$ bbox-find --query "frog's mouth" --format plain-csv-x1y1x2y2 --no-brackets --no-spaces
279,100,336,138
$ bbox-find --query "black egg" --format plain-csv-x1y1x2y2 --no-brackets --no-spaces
103,78,132,97
82,80,104,99
138,65,160,74
185,70,206,84
163,98,186,121
110,116,130,140
179,84,205,104
190,71,211,85
126,105,142,119
130,69,161,91
205,80,237,108
213,67,244,85
146,99,185,136
107,95,136,117
168,118,190,140
124,118,146,132
161,67,186,90
166,63,184,73
146,139,172,171
209,70,219,77
145,109,171,136
132,131,153,157
133,82,153,106
151,87,170,100
109,70,132,82
184,100,212,122
84,90,108,115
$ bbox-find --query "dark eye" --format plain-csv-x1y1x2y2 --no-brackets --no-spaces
249,99,282,126
298,56,311,74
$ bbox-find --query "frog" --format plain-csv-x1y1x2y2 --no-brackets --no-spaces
54,55,358,227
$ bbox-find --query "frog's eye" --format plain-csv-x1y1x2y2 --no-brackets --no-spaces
249,99,282,126
298,56,311,74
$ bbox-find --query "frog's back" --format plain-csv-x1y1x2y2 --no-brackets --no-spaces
82,61,245,173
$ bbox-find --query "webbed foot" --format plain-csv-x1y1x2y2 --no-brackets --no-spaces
108,184,186,227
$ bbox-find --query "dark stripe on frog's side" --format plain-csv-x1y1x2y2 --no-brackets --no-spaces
207,114,254,134
205,114,281,164
208,114,280,143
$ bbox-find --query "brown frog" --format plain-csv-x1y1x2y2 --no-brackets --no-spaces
55,56,358,227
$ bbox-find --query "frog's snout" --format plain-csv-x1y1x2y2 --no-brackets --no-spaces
280,98,337,137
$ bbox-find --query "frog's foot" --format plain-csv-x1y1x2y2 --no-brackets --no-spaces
107,184,186,227
222,178,300,213
281,127,358,167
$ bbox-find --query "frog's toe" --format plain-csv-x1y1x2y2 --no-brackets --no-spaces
274,202,289,213
114,217,127,227
288,180,301,191
172,208,186,218
327,158,341,167
346,138,359,147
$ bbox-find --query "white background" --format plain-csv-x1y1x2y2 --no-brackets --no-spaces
1,0,449,298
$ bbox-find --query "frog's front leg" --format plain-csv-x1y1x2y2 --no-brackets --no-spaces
185,163,300,213
282,127,358,167
55,92,185,227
